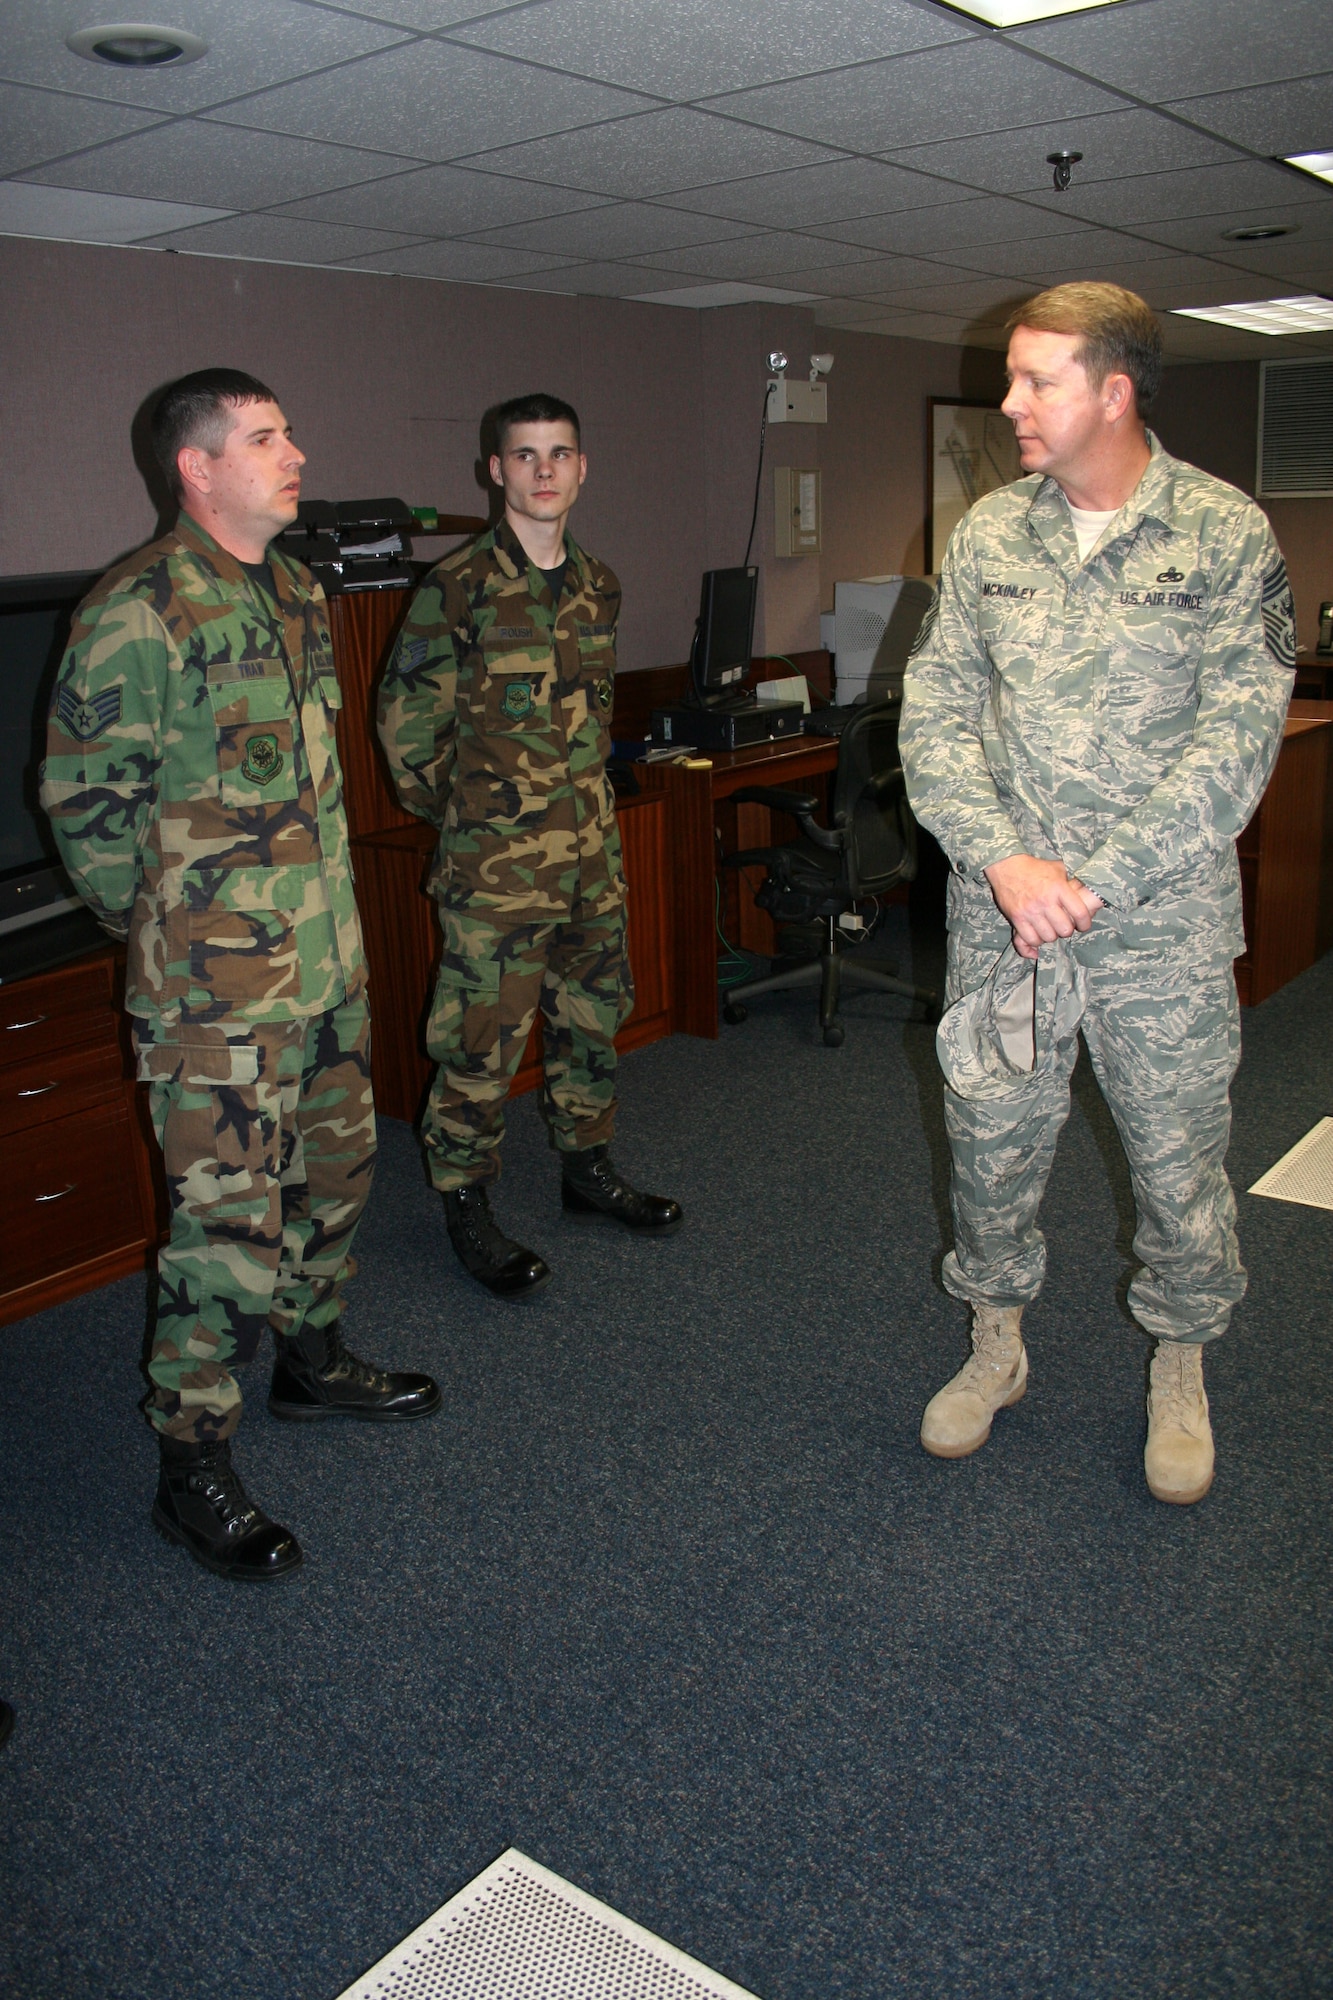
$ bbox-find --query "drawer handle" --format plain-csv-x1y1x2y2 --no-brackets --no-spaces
35,1183,77,1203
6,1014,48,1031
18,1082,59,1098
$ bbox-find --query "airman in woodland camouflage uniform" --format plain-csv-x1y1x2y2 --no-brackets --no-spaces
42,369,439,1583
900,284,1295,1506
379,393,681,1297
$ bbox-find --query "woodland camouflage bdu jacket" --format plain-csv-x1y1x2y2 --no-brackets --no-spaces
377,516,626,923
41,514,364,1025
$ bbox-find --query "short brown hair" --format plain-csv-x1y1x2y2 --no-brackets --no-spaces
1006,282,1162,414
150,367,279,501
491,391,580,451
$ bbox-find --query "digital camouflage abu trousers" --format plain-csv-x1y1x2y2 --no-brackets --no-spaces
422,902,632,1190
940,920,1245,1344
135,996,375,1441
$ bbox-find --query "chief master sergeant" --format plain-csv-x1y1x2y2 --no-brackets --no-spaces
41,367,440,1584
378,392,681,1297
899,283,1295,1505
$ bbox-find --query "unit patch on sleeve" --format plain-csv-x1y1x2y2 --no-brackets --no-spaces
1260,554,1297,669
56,683,122,742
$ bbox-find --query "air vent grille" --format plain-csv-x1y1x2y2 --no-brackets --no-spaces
1258,357,1333,496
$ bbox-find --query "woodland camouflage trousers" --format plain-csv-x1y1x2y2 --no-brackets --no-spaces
422,903,632,1190
135,997,375,1441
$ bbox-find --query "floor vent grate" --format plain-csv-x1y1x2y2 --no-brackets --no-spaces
334,1848,762,2000
1248,1116,1333,1209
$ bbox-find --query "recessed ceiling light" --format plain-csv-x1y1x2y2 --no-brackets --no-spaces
66,22,207,67
1221,224,1298,241
943,0,1127,25
1172,295,1333,335
1284,151,1333,186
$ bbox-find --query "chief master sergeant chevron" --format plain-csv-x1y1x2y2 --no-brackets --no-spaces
378,392,681,1298
41,368,441,1584
899,283,1296,1505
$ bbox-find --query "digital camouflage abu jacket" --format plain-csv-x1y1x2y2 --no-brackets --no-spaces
900,435,1296,959
40,513,365,1024
377,516,625,923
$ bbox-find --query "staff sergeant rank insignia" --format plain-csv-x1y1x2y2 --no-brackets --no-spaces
240,731,283,785
56,683,121,742
596,676,613,712
501,679,536,721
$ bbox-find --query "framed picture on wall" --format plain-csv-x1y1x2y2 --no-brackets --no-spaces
926,399,1023,572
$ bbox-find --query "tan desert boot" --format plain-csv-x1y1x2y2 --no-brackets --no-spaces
1145,1340,1214,1504
920,1304,1027,1459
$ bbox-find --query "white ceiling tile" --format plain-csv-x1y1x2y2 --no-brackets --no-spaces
1022,158,1333,228
711,38,1124,153
869,274,1031,315
809,297,899,324
1014,0,1333,103
453,107,838,195
271,165,607,233
0,179,229,242
1139,200,1333,253
335,238,577,279
1163,75,1333,156
450,0,969,100
0,81,166,177
956,228,1176,278
136,213,428,262
628,230,882,279
0,0,407,113
467,202,758,257
825,193,1091,255
207,40,651,159
20,119,419,209
645,157,975,227
882,107,1242,196
1207,241,1333,284
761,256,973,295
627,278,820,305
333,0,528,23
487,260,675,295
823,308,987,345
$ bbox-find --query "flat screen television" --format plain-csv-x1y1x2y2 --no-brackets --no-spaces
0,570,107,984
691,566,758,707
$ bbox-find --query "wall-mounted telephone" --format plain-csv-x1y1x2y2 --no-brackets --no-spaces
1318,600,1333,656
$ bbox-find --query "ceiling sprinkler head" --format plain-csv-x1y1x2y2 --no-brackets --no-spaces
1047,149,1083,193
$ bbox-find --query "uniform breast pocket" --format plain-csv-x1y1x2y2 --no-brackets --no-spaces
481,651,553,731
1105,614,1203,734
207,668,301,806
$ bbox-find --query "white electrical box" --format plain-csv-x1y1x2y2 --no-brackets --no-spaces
766,377,828,424
774,466,821,556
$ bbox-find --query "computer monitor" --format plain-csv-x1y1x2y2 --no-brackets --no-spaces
691,566,757,706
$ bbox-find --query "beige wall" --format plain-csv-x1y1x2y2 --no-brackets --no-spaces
6,235,1323,662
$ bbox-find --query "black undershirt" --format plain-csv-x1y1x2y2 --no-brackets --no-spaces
239,556,278,611
537,559,567,600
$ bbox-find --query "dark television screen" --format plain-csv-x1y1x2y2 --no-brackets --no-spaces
694,566,757,701
0,573,98,883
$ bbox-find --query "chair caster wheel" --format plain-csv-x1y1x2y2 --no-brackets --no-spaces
723,1001,748,1025
822,1023,845,1048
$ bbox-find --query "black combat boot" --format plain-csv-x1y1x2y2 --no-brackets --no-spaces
561,1145,683,1232
152,1436,303,1582
268,1324,441,1422
444,1184,550,1298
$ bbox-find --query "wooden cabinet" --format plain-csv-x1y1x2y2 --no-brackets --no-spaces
0,950,160,1325
1235,711,1333,1006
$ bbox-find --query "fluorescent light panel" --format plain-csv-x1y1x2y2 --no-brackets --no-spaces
1172,295,1333,334
1284,151,1333,186
946,0,1127,24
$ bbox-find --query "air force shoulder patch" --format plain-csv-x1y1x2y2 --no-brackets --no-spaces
57,683,122,741
1260,555,1297,670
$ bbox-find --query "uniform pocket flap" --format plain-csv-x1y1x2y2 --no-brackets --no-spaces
135,1039,260,1087
184,863,317,913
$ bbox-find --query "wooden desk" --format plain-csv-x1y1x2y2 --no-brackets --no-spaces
1235,706,1333,1004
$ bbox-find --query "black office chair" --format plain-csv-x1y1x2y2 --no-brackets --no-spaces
721,700,938,1046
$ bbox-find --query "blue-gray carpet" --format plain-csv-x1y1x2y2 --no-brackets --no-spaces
2,909,1331,2000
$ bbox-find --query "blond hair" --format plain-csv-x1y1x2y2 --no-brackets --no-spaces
1006,282,1162,413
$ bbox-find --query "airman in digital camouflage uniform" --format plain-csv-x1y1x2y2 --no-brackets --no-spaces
900,284,1295,1505
41,368,440,1583
379,392,681,1297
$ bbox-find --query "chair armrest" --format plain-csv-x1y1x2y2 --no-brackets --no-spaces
729,785,820,817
